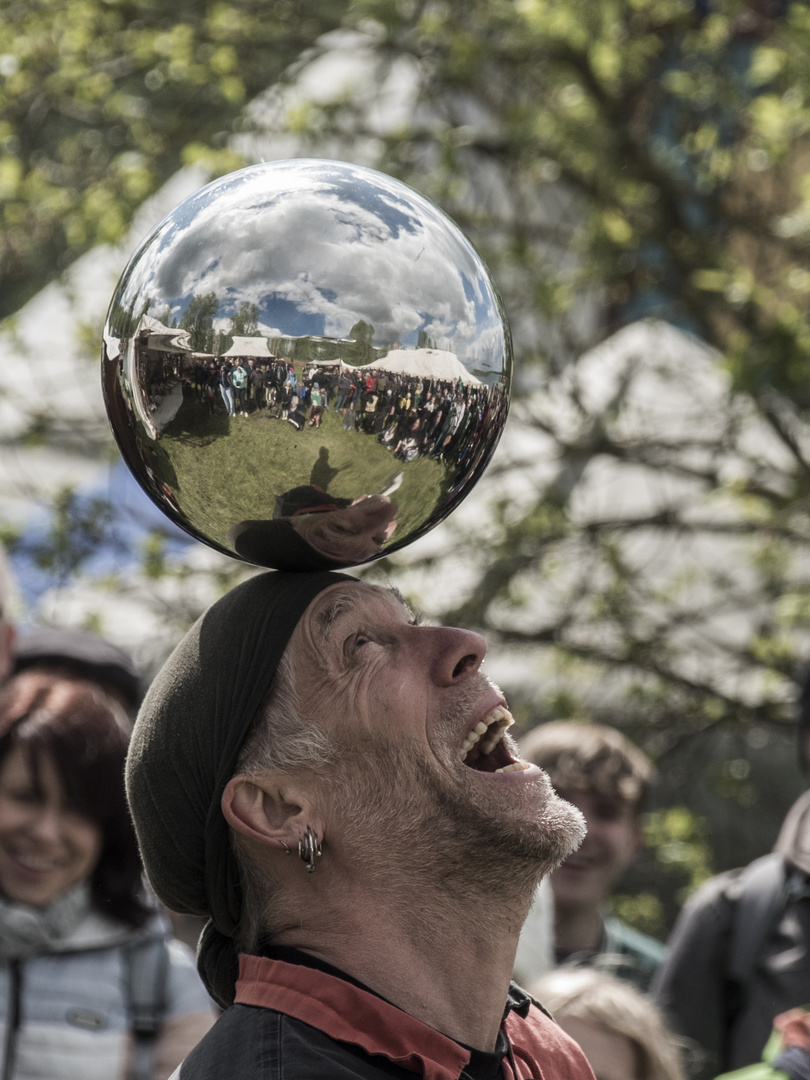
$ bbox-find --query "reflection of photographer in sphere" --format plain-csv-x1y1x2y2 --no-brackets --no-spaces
227,488,398,570
290,493,397,563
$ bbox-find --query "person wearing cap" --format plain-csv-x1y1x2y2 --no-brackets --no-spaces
126,571,596,1080
0,542,142,713
12,626,143,715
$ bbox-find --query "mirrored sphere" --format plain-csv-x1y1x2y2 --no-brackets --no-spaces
102,159,512,570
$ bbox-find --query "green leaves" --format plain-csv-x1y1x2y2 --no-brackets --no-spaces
0,0,349,319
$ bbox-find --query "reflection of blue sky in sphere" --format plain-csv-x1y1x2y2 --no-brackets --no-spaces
111,160,508,374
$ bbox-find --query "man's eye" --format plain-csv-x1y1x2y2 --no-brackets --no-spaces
343,631,375,660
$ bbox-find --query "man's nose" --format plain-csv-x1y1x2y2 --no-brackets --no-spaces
429,626,487,686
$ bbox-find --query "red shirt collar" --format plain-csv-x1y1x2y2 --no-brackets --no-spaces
236,953,472,1080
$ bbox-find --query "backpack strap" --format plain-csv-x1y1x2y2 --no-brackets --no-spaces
124,932,171,1080
728,852,790,987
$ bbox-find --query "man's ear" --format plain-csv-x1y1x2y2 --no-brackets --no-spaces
221,773,318,851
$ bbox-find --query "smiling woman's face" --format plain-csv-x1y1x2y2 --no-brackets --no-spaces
0,745,102,909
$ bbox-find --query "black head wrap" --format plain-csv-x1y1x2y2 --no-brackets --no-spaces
125,570,352,1006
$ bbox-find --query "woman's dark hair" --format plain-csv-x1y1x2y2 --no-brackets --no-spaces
0,671,150,927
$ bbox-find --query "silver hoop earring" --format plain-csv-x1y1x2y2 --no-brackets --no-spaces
298,826,322,873
279,840,291,855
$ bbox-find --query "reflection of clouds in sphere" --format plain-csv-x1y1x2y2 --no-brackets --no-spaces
465,323,510,371
113,160,506,371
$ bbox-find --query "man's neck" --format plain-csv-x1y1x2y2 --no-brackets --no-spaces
554,903,604,956
272,875,535,1052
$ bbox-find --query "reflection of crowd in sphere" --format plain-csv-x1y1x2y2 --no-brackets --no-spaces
142,349,507,489
190,357,304,419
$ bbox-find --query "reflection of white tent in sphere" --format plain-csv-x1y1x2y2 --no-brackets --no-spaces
220,336,273,358
137,315,192,353
344,348,481,385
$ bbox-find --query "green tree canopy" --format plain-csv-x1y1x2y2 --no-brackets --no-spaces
179,291,218,352
0,0,349,320
229,301,259,338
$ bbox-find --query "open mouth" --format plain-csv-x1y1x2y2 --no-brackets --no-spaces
460,706,530,774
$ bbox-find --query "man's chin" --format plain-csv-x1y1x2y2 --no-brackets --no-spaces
450,772,587,885
533,791,587,875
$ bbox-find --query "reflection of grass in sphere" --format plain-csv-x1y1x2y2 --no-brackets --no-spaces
159,390,449,552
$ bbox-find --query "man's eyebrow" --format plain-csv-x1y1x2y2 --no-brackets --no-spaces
316,587,424,639
317,593,358,639
387,586,424,626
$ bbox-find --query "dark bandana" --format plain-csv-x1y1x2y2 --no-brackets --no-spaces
125,570,353,1005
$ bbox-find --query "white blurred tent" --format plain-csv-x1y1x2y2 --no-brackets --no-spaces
343,348,481,385
220,336,272,358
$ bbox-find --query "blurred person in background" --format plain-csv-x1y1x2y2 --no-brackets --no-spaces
0,672,215,1080
0,541,141,713
515,721,665,991
12,625,142,716
531,967,686,1080
715,1007,810,1080
0,545,17,685
653,668,810,1079
0,543,204,955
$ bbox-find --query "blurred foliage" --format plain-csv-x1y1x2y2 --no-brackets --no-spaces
6,0,810,930
613,806,714,938
0,0,349,319
349,0,810,746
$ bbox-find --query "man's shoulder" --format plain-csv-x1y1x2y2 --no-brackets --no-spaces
675,854,790,925
171,1004,414,1079
507,1001,595,1080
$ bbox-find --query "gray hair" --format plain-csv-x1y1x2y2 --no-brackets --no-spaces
231,649,338,953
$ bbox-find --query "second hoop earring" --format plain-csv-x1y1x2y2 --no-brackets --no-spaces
298,826,322,873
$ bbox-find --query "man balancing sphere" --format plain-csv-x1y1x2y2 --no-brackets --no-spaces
126,571,592,1080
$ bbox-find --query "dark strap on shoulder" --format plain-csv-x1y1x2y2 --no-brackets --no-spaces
125,934,171,1080
728,852,789,986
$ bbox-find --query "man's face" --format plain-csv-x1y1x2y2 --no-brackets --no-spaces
549,788,641,914
287,582,584,883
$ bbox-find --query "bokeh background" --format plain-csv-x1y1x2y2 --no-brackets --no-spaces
3,0,809,938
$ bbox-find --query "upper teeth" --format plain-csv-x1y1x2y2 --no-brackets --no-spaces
459,706,514,760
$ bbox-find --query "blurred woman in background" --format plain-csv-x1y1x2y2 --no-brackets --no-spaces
0,671,215,1080
531,967,687,1080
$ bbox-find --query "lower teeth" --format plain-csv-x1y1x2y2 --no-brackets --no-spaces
494,762,530,774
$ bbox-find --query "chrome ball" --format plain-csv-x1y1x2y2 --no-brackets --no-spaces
102,159,512,570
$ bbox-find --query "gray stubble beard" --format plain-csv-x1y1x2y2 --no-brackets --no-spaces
324,682,586,924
